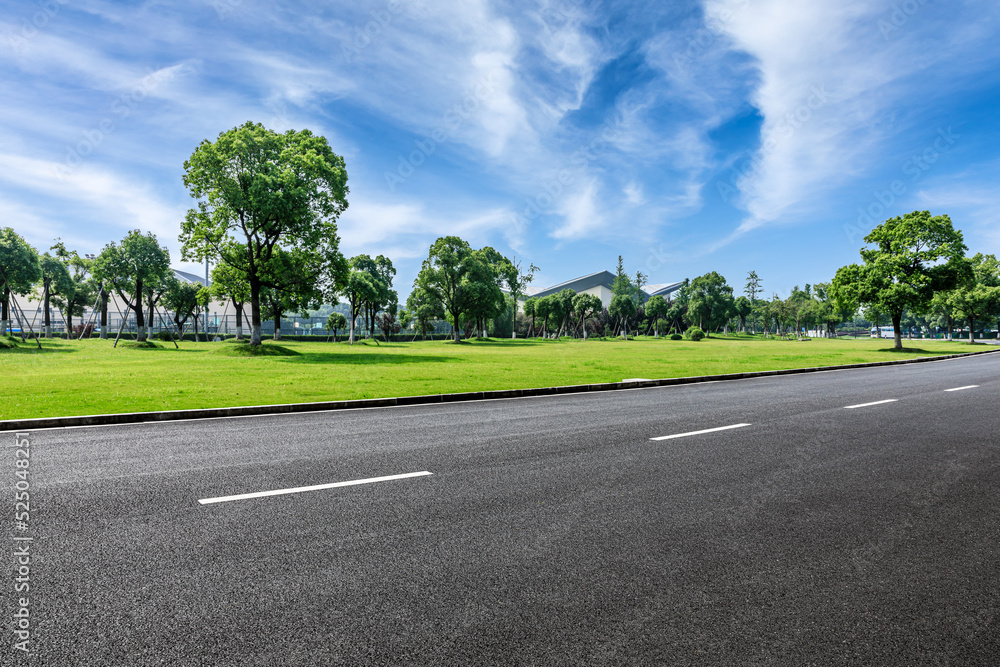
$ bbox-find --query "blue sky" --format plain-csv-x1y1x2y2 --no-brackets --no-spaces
3,0,999,300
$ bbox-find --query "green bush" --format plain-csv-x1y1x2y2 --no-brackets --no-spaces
686,327,705,341
670,333,683,341
155,331,175,342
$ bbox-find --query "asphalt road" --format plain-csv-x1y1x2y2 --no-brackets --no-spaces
7,352,1000,666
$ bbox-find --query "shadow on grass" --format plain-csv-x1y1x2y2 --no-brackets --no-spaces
456,338,549,347
0,340,79,353
212,342,300,357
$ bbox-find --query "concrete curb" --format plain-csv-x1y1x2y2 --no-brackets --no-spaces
3,347,998,432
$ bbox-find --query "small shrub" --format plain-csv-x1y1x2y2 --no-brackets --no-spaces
670,333,683,341
72,323,95,339
686,326,705,341
155,331,175,342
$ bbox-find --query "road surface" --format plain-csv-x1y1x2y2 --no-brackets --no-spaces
7,352,1000,665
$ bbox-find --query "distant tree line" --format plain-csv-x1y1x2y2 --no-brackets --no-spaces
2,120,995,353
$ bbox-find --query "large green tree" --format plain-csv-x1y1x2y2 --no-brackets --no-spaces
350,254,397,340
163,277,201,335
415,236,480,342
645,294,669,337
786,285,814,339
50,240,96,338
38,253,74,338
572,292,603,339
93,230,171,342
832,211,967,349
180,121,349,346
468,247,513,338
687,271,734,334
948,253,1000,342
553,288,577,337
405,286,443,340
0,228,41,337
732,296,752,334
340,255,386,345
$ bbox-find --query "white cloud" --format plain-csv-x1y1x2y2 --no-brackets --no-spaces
624,182,645,205
337,194,514,260
0,151,186,248
551,180,604,240
702,0,905,242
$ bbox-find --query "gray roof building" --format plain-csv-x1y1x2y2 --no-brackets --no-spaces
520,271,683,310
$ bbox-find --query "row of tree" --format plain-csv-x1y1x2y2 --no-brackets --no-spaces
831,211,1000,349
0,227,230,342
2,120,993,354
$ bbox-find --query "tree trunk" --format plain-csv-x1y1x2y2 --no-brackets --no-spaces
273,306,282,341
235,300,244,340
100,289,109,339
349,302,356,345
2,285,9,336
66,299,75,339
249,278,262,346
452,310,460,342
892,311,902,350
969,317,976,343
194,313,199,342
133,279,147,342
43,281,52,338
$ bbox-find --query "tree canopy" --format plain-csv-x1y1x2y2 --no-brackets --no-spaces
180,121,349,345
947,253,1000,342
687,271,734,334
93,230,171,342
0,227,42,336
832,210,967,349
416,236,483,342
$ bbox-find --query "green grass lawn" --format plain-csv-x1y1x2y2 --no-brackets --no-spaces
0,334,986,420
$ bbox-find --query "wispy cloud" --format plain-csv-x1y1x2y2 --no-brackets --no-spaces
704,0,1000,246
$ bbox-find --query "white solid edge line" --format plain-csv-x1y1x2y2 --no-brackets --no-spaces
650,423,751,441
844,399,898,409
944,385,979,392
198,471,433,505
